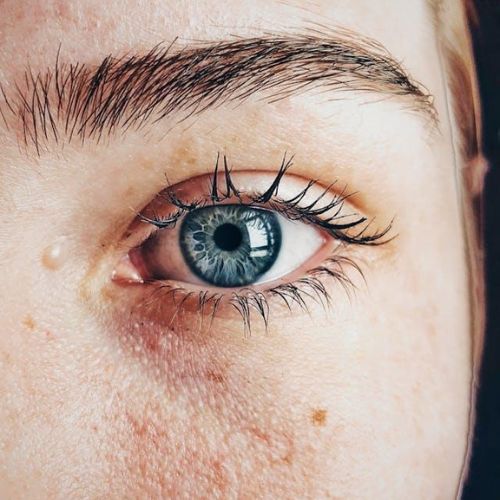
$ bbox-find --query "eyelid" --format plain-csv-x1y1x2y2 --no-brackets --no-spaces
137,170,389,248
113,168,390,291
109,162,394,335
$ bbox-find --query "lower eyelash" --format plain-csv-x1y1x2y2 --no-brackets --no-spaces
132,252,362,336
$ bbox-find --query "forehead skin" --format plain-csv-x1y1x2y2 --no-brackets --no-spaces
0,1,473,499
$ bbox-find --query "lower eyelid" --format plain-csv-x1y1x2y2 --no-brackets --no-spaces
128,237,349,301
113,251,361,339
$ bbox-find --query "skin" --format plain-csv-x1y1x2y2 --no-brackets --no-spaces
0,1,480,498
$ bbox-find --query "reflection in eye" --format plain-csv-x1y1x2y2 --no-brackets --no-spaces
180,205,282,287
115,154,392,330
140,204,325,288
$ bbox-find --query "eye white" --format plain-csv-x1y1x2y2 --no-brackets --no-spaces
255,214,325,284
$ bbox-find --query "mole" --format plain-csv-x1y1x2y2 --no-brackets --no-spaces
22,314,36,331
311,409,328,427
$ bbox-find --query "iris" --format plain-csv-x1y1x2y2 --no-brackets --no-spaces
180,205,282,287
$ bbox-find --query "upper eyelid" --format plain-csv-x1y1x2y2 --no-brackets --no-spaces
139,154,344,226
137,160,393,246
0,30,437,154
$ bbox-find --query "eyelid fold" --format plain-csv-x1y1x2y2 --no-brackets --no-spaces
137,155,391,246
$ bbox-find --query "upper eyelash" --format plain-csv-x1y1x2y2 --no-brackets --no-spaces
139,152,393,246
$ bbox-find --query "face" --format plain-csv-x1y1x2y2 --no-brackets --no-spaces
0,0,479,498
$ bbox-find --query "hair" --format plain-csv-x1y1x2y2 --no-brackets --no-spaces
433,0,482,162
437,1,486,493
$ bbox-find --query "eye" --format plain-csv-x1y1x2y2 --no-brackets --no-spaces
132,204,325,288
111,155,392,330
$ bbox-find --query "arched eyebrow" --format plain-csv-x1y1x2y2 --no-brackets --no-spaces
0,32,437,154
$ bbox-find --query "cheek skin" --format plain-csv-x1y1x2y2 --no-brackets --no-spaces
82,279,343,497
80,253,464,499
81,271,347,497
0,201,469,500
99,378,330,498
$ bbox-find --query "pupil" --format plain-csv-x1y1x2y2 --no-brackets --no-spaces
213,223,243,251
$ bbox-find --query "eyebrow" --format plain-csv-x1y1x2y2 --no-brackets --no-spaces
0,32,436,153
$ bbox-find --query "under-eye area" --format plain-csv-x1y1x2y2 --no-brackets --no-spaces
112,154,393,334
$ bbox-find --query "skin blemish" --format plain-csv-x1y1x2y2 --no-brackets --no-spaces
247,425,294,465
41,236,69,270
100,283,119,303
22,314,36,331
206,370,226,384
44,330,56,340
21,315,55,340
311,409,328,427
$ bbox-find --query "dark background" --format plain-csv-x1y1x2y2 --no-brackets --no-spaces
463,0,500,498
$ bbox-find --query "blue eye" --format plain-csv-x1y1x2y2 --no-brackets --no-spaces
130,189,327,290
180,205,282,287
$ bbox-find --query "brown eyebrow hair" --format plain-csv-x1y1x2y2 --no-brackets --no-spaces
0,32,436,154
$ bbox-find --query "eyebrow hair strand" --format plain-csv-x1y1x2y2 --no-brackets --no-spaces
0,32,437,153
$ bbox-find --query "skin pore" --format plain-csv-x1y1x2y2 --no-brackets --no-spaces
0,1,481,498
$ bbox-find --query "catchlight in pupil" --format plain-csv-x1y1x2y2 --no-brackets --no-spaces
180,205,282,287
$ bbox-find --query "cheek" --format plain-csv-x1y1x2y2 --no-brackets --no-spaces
0,315,106,496
0,219,470,500
0,284,468,499
101,388,330,498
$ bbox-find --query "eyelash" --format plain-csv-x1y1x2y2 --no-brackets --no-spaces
132,153,392,334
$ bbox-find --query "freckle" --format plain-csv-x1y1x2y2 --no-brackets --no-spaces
206,370,225,384
44,331,55,340
124,185,136,197
138,158,154,171
100,285,117,303
311,409,328,427
41,236,69,270
428,325,437,338
22,315,36,331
